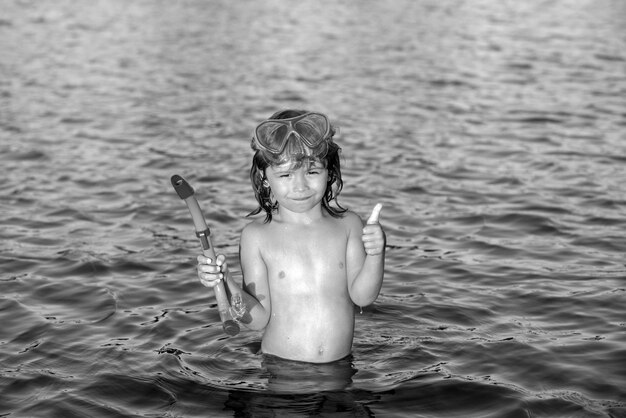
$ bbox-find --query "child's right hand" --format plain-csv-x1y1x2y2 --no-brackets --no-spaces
197,254,227,288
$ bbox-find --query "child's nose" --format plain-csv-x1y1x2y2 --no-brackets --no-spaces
294,173,309,191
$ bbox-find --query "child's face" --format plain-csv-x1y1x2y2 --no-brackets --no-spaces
265,160,329,215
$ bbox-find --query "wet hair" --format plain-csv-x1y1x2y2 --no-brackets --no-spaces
248,109,347,223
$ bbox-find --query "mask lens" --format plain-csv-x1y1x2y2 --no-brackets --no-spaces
256,122,290,153
294,114,329,147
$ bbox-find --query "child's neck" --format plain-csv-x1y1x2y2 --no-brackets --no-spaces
275,206,325,225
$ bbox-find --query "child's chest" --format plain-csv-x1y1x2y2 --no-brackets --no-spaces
261,221,349,283
266,223,346,260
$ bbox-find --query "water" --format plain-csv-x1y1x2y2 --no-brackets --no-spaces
1,0,625,416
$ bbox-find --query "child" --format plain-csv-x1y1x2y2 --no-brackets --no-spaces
197,110,386,363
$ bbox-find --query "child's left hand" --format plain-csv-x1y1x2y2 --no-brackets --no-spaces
362,203,386,256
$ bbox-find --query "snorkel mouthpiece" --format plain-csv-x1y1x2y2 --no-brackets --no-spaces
171,174,195,200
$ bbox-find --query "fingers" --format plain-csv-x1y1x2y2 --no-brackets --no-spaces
363,203,385,255
362,223,386,256
197,254,227,288
197,253,226,266
366,203,383,225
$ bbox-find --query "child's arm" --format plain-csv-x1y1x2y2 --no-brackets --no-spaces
346,205,386,307
238,223,271,330
197,223,271,330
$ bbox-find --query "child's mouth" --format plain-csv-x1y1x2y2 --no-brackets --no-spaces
291,195,313,201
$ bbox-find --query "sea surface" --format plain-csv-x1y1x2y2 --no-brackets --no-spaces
1,0,625,417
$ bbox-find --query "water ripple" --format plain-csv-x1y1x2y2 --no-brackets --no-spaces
1,0,625,417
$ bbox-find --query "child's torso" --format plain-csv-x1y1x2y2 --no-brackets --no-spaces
259,215,355,362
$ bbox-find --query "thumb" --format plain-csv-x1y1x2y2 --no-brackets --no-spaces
366,203,383,225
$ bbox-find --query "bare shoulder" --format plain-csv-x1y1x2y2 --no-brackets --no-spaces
241,218,268,243
240,219,267,265
338,210,364,233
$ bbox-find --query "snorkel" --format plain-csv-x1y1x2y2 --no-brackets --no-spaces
171,174,241,336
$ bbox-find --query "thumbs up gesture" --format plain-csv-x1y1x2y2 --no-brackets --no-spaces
362,203,386,256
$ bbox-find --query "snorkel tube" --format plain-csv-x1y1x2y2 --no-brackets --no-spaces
171,174,240,336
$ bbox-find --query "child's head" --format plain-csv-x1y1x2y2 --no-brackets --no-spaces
248,109,346,222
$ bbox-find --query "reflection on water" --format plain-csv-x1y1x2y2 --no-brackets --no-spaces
263,354,356,394
1,0,626,417
223,355,374,416
225,389,375,417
